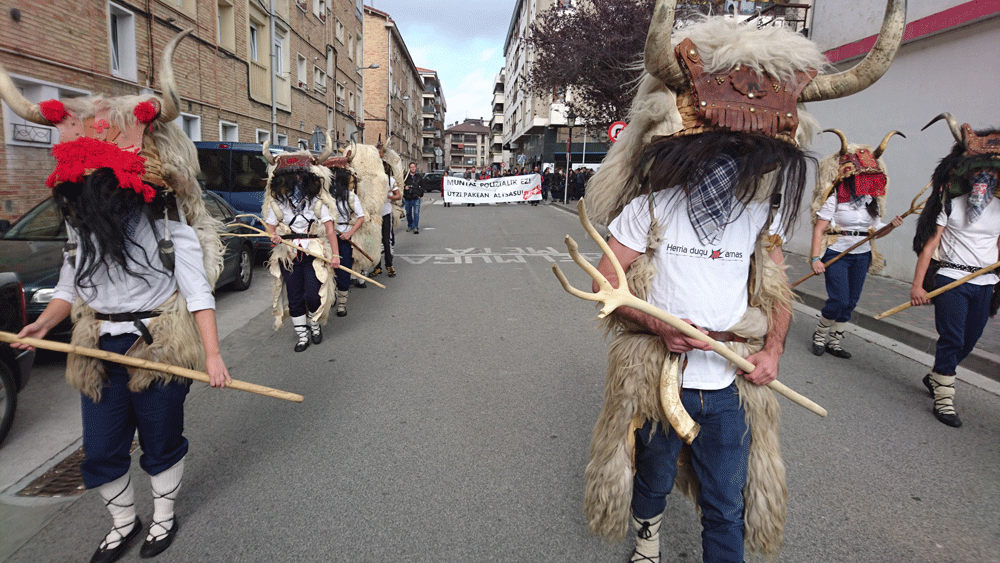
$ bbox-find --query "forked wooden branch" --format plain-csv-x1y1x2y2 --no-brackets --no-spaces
553,200,827,418
0,331,303,403
791,182,932,288
875,259,1000,319
231,215,385,289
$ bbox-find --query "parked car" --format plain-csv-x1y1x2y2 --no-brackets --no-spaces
422,171,445,196
0,271,34,445
0,191,256,340
196,141,295,254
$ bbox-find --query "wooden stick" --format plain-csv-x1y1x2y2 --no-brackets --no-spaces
874,260,1000,319
791,182,932,288
552,200,828,417
0,331,304,403
230,216,386,289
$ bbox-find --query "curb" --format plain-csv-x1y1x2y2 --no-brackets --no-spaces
794,289,1000,383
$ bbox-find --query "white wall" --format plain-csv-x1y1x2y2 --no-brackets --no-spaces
810,0,970,50
784,16,1000,282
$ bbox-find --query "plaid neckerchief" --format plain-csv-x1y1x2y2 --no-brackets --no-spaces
967,169,997,224
687,153,741,245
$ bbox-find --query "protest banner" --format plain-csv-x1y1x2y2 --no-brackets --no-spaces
443,174,542,205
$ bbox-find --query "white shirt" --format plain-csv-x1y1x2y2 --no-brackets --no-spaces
382,177,397,216
609,192,775,390
52,218,215,336
264,197,334,234
333,193,366,234
936,194,1000,285
816,194,884,254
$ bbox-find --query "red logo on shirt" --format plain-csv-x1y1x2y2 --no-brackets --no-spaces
710,249,723,260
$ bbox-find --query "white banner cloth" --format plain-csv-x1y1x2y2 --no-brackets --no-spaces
443,174,542,204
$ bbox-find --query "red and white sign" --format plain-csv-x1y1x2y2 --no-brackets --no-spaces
608,121,627,142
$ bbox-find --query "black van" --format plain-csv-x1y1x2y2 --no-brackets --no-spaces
195,141,295,252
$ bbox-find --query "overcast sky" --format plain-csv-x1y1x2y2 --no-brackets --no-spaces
366,0,513,126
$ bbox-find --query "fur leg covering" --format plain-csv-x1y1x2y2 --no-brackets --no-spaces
335,289,348,317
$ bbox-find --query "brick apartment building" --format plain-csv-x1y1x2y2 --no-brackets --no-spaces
444,118,490,175
361,5,422,168
0,0,367,222
418,67,446,173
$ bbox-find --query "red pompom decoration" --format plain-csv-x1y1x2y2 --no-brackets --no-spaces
133,101,158,124
47,137,153,202
39,100,68,124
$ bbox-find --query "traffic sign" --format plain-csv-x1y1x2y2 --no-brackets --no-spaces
517,154,527,165
608,121,627,142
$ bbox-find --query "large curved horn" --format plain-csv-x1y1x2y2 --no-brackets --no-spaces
0,64,50,125
644,0,686,90
873,130,905,158
921,112,963,144
261,141,276,164
799,0,907,102
158,29,193,122
317,130,334,162
822,129,850,156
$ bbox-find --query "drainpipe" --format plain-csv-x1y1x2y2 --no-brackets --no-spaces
269,0,277,141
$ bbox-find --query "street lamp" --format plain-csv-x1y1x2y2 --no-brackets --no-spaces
564,109,576,204
355,63,379,72
387,93,410,144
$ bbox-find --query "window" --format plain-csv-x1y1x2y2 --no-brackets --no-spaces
249,23,260,62
2,75,88,147
217,1,235,52
355,34,363,62
335,18,345,43
347,35,353,60
274,29,286,77
348,91,354,113
276,133,288,146
256,129,270,144
313,0,327,21
297,55,307,88
220,121,238,142
336,82,345,106
175,113,201,141
108,3,137,81
313,67,327,92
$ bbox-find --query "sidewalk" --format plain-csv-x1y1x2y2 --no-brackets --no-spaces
784,252,999,381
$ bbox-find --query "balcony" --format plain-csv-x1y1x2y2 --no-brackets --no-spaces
743,2,810,35
12,123,52,144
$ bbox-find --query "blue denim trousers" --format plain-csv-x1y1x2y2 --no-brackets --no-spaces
335,237,354,291
821,249,871,322
280,253,321,317
632,383,749,563
81,333,190,488
933,273,993,374
404,198,421,229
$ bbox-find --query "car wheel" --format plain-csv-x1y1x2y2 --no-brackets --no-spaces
0,363,16,446
231,245,254,291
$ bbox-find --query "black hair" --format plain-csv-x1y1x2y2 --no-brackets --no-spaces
52,168,169,293
330,167,354,218
270,171,322,207
639,130,813,239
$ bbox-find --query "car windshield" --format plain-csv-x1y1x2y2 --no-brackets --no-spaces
2,198,66,241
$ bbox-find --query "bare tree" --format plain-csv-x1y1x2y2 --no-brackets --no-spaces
525,0,726,125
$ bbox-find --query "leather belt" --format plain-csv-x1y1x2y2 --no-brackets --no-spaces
939,261,989,274
94,311,161,345
705,331,747,344
280,233,318,239
834,230,868,237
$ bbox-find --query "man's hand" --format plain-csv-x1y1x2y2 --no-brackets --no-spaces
658,319,712,354
741,348,779,386
910,284,930,306
205,352,231,389
12,322,49,351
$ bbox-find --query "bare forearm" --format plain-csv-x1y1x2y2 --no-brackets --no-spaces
193,309,221,355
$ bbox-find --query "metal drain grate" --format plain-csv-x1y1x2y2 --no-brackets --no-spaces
17,440,139,498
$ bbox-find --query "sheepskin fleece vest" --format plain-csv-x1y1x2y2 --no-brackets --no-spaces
66,292,204,402
584,230,789,558
265,193,340,330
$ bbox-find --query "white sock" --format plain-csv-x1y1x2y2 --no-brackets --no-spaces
147,457,184,541
630,513,661,562
97,473,136,549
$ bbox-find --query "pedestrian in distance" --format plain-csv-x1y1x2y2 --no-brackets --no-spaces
403,162,423,233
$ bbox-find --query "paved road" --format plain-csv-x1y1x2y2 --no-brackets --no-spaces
2,200,998,562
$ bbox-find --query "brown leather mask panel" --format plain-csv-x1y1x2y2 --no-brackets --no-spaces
963,124,1000,156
